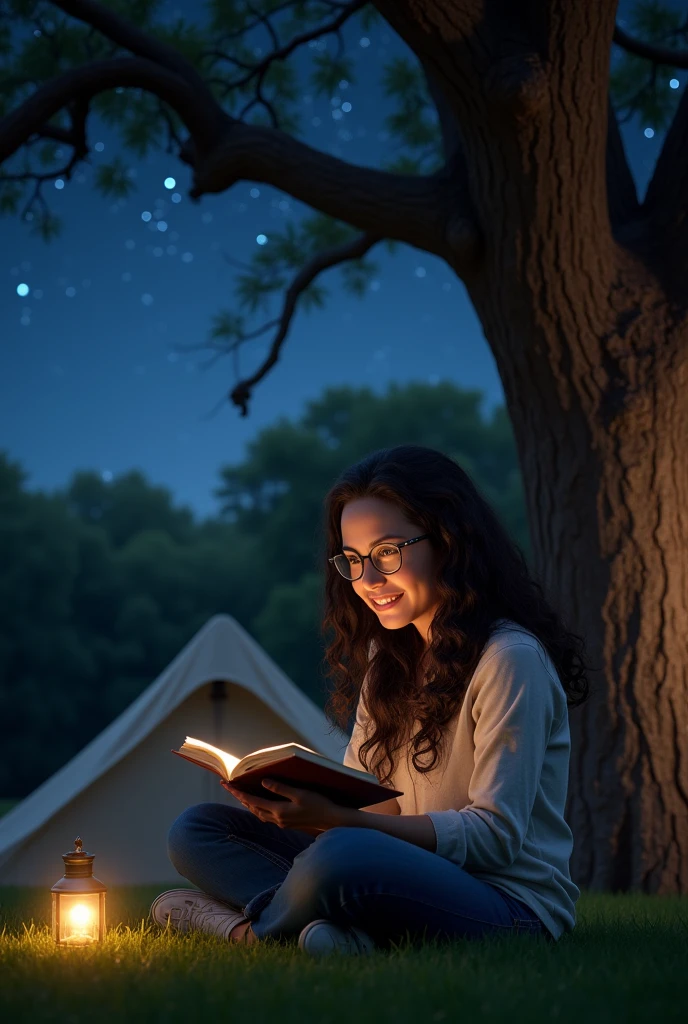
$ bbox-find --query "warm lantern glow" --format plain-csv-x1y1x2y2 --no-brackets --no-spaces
51,837,107,945
54,892,101,945
70,903,91,927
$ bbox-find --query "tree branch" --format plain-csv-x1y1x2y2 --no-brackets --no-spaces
190,119,477,261
202,0,365,130
0,57,221,167
213,0,341,45
211,0,365,92
31,124,77,146
0,30,478,265
227,233,381,417
613,24,688,69
51,0,220,105
0,94,90,219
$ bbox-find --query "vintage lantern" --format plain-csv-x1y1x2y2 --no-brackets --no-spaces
51,836,107,945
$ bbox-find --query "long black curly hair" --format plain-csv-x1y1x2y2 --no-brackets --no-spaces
321,443,591,786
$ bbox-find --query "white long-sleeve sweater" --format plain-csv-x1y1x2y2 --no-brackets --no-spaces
343,619,580,941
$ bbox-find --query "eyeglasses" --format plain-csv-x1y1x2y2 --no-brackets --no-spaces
328,534,431,581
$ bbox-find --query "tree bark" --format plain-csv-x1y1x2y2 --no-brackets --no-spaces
453,88,688,891
475,267,688,893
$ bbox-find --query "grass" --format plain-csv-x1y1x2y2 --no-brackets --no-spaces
0,888,687,1023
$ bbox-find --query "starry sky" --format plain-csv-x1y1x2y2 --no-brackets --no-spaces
1,0,682,520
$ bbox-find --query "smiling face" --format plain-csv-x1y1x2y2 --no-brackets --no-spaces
340,496,442,647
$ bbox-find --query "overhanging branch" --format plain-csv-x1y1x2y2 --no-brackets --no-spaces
51,0,220,105
0,57,221,166
3,0,481,412
2,95,89,188
191,119,476,261
613,24,688,69
1,12,478,266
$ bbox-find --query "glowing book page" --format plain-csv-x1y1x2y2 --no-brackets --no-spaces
179,736,241,780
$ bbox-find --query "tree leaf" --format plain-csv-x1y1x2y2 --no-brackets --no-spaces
94,157,137,199
210,310,246,341
300,280,327,310
0,181,24,215
310,53,355,97
341,257,378,297
630,0,683,38
30,210,63,242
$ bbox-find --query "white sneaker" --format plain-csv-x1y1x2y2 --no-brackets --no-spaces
150,888,247,940
298,918,375,957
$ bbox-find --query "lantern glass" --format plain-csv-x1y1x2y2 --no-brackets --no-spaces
52,891,105,945
51,837,107,945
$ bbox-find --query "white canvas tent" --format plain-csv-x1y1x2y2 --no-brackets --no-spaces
0,614,349,885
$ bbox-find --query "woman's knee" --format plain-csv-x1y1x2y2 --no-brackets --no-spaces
313,826,387,858
167,801,246,868
290,827,383,894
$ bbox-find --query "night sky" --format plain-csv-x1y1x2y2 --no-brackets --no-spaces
1,1,680,520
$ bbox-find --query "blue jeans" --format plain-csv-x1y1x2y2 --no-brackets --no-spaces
167,803,549,948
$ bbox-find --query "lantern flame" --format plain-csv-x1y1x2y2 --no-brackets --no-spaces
69,903,92,928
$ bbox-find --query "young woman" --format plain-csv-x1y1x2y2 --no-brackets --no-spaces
151,443,590,955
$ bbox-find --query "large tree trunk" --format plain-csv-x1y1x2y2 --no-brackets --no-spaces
459,113,688,891
450,39,688,887
456,52,688,891
372,0,688,892
475,276,688,893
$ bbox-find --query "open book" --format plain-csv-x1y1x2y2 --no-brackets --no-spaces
172,736,402,809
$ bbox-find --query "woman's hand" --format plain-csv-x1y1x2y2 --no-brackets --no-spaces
220,778,349,833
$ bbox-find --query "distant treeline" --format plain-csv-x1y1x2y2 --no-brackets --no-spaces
1,382,530,798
